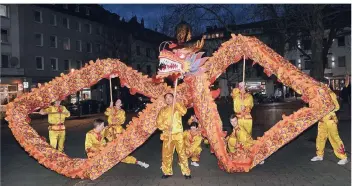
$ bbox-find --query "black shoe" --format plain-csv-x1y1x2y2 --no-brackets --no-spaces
184,175,192,179
161,175,171,179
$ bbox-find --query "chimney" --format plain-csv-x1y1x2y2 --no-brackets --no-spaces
141,18,144,28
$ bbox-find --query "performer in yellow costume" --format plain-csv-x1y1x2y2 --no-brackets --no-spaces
104,99,149,168
226,115,254,153
184,121,203,167
85,118,107,158
40,101,70,152
188,115,209,145
231,82,254,136
226,115,264,164
311,90,348,165
157,93,191,179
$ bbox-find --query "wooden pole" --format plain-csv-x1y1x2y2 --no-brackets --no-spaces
241,55,246,112
167,77,179,147
242,55,246,83
109,77,113,104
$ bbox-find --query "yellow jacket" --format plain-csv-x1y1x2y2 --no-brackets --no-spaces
157,102,187,137
183,130,203,151
232,88,253,118
85,129,107,156
105,107,126,126
321,91,340,123
44,106,70,125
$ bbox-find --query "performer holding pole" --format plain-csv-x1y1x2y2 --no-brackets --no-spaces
231,56,254,136
157,91,191,179
40,100,70,152
105,75,149,168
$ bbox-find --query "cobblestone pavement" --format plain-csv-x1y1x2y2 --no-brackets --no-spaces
1,107,351,186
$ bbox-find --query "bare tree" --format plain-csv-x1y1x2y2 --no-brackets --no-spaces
246,4,351,81
156,4,241,37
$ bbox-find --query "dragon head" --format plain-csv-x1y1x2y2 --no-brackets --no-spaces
157,38,208,79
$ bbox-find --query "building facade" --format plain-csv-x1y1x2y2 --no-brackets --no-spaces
1,4,174,110
284,27,351,91
187,21,279,98
1,4,22,110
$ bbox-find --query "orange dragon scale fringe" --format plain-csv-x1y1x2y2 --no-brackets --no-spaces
5,34,336,180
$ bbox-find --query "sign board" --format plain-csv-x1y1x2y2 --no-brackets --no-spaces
23,82,29,88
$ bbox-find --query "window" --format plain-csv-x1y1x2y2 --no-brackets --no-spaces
289,60,296,65
305,60,312,70
49,14,57,26
96,26,102,35
85,7,90,15
34,10,42,23
36,56,44,70
338,56,346,67
95,43,101,53
63,18,70,29
63,4,68,9
0,5,9,17
76,40,82,52
1,29,8,43
49,36,57,48
146,48,151,57
302,40,311,50
75,21,81,32
136,46,141,55
76,60,82,69
85,23,91,34
63,38,70,50
147,65,152,75
64,59,71,71
75,5,80,12
86,42,92,53
1,54,9,68
50,58,58,71
337,36,345,47
34,33,43,46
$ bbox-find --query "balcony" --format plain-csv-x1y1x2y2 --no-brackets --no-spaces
0,68,24,76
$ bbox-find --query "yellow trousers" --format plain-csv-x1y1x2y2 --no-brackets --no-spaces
227,126,254,153
186,147,202,162
121,156,137,164
238,118,252,135
49,130,65,152
316,119,347,159
204,139,209,145
161,133,191,176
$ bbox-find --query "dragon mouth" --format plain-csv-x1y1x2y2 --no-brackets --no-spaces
158,58,182,75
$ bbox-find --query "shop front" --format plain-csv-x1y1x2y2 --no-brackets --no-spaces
0,77,28,112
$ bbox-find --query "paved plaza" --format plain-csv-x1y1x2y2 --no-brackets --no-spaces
1,103,351,186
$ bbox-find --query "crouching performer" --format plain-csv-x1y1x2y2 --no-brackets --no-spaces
85,118,149,168
226,115,264,164
184,121,203,167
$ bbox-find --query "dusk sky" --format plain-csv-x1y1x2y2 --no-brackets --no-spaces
102,4,166,29
101,4,249,34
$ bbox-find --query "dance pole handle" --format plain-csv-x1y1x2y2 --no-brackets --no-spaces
242,55,246,83
109,77,113,103
167,78,179,147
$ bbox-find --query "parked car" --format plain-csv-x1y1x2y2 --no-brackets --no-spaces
65,100,106,116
